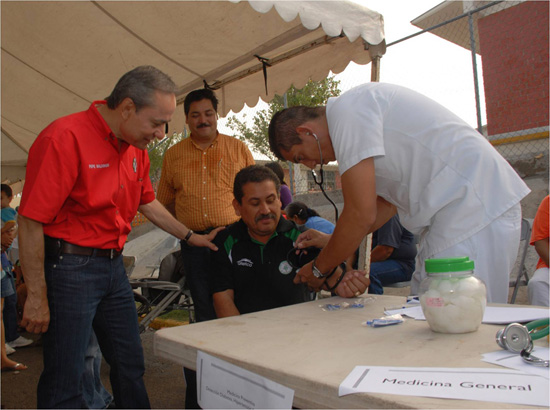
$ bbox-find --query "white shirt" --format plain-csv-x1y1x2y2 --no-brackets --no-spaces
326,83,530,256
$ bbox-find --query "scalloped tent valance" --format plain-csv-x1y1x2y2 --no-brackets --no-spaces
1,0,385,188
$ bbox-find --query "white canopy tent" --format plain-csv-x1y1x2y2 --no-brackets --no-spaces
1,0,385,191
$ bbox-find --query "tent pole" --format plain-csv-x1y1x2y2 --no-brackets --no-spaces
370,55,381,82
359,52,382,282
283,93,296,196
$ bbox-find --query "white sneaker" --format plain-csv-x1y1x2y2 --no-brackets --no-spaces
7,335,33,348
5,343,16,355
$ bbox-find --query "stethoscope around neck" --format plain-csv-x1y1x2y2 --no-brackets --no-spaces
309,132,339,221
496,318,549,367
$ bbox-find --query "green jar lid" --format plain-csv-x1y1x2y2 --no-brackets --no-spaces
425,257,475,273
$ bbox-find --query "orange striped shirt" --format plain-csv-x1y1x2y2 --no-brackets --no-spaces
157,133,254,231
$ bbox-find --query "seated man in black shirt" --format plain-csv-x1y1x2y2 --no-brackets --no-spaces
368,214,417,294
211,165,370,317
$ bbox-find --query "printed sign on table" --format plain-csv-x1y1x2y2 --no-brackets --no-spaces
340,366,549,407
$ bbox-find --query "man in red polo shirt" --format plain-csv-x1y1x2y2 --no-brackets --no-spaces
17,66,220,409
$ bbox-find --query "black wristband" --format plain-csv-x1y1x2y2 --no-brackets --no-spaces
324,264,347,292
322,265,339,282
183,230,193,242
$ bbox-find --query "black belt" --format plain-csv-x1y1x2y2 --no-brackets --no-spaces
44,236,122,259
191,227,216,235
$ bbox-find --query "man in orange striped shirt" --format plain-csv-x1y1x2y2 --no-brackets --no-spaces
158,89,254,409
157,88,254,322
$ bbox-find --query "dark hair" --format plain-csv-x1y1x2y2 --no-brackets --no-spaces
268,106,325,160
184,88,219,116
105,65,176,111
264,162,287,185
285,201,319,222
1,184,13,198
233,165,281,204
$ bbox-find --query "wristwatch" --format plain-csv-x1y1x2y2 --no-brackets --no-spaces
312,259,330,278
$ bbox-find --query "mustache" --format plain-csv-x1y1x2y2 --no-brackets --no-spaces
255,213,276,223
197,123,211,128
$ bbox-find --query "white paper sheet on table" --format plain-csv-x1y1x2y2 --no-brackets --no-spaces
339,366,549,407
196,351,294,409
385,306,550,324
482,347,550,379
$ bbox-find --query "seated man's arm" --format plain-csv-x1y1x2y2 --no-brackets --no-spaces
370,215,404,263
213,290,240,318
370,245,394,262
210,228,241,318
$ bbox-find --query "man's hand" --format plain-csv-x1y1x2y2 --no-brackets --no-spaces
187,227,225,251
18,214,49,333
139,200,225,251
335,270,370,298
292,260,325,288
21,291,50,334
295,229,331,249
205,227,225,244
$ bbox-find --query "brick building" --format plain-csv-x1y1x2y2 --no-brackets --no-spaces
412,0,549,175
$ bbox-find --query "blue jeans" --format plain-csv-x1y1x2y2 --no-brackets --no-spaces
180,241,216,323
38,252,150,409
82,332,113,409
2,272,19,343
368,260,414,295
180,241,216,410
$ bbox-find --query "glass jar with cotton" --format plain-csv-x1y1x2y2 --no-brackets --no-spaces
419,257,486,334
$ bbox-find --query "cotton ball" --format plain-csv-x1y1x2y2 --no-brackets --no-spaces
458,277,485,298
426,303,460,333
425,288,441,299
450,295,485,333
450,295,472,310
437,278,461,300
457,277,477,292
436,279,454,294
421,277,486,333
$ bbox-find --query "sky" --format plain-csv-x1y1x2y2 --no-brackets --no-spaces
347,0,485,127
219,0,485,135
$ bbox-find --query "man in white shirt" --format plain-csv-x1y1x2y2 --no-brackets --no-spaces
268,83,530,303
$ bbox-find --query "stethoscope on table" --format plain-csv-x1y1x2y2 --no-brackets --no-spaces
496,318,550,367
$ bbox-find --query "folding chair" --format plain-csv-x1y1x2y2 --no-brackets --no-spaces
509,218,532,304
128,250,194,332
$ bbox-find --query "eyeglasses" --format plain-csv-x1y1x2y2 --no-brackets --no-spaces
286,246,319,270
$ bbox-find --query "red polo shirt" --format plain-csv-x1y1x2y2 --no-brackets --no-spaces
19,101,155,250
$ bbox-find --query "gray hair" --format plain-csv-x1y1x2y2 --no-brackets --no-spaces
106,65,177,111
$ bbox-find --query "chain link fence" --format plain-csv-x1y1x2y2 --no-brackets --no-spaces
401,0,549,179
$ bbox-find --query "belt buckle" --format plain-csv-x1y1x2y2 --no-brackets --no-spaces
110,249,115,259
